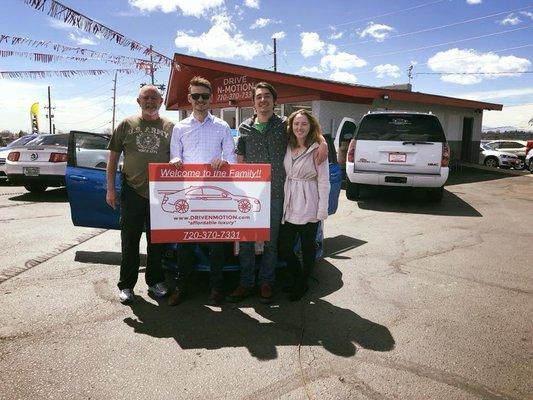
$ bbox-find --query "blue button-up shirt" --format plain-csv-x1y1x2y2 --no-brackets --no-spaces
170,113,236,163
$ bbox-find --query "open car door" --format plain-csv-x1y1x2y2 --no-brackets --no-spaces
65,131,120,229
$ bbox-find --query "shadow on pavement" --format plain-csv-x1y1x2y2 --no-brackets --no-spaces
355,186,481,217
446,167,526,186
322,234,366,259
8,187,68,203
123,259,395,360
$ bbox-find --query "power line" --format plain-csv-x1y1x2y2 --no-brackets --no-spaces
282,5,533,55
415,71,533,75
314,0,448,31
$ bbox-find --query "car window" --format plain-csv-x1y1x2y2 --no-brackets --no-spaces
339,121,356,142
203,187,222,195
27,134,68,147
503,142,522,149
187,188,203,196
6,135,37,147
71,132,111,170
357,114,446,142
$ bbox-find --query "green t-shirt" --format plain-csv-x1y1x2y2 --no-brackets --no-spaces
253,121,268,133
108,115,174,198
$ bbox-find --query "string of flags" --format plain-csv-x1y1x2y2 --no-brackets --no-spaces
0,69,137,79
0,47,155,72
22,0,172,64
0,34,168,67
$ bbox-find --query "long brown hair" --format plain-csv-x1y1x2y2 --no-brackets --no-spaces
287,109,322,149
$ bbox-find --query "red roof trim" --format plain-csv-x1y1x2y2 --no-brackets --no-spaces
167,53,503,111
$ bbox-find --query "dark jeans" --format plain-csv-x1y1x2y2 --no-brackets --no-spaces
117,182,164,290
176,242,226,292
278,221,319,289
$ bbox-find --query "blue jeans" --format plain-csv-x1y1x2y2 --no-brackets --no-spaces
239,197,283,287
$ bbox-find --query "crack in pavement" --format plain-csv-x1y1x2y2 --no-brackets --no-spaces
0,229,108,285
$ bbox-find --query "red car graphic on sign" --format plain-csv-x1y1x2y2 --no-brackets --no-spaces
158,185,261,214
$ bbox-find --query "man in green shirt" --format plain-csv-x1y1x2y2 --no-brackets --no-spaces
106,85,174,303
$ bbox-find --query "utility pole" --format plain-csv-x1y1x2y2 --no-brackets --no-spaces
140,44,165,92
273,38,277,72
112,71,117,133
44,86,55,134
408,65,414,85
149,45,155,85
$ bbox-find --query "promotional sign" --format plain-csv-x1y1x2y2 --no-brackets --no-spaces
149,163,271,243
213,75,256,103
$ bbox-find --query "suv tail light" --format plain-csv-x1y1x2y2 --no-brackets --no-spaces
526,140,533,156
49,152,68,163
7,151,20,161
441,143,450,167
347,139,356,163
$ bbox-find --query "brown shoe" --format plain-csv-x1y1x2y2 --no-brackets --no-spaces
208,289,224,306
259,283,273,304
168,287,185,306
226,285,251,303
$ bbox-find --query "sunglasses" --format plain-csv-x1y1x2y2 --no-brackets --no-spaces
190,93,211,100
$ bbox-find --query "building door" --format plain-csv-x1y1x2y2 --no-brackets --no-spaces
220,108,236,128
461,117,474,162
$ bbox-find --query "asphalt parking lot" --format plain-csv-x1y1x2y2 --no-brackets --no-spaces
0,167,531,400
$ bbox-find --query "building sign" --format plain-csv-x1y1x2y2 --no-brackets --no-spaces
214,75,256,103
148,163,271,243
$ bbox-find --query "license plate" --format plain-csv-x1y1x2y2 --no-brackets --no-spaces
23,167,40,176
389,153,406,162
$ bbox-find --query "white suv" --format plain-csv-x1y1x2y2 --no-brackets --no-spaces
339,111,450,202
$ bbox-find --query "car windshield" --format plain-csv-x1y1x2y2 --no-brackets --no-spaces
357,114,446,142
27,134,68,147
480,144,491,151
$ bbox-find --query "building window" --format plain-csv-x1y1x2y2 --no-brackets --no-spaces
283,102,312,117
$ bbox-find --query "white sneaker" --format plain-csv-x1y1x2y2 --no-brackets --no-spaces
148,282,168,298
119,288,134,303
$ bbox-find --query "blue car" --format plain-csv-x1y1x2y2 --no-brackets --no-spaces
65,130,342,271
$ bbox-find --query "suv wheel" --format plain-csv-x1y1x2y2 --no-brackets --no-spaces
515,158,525,170
529,160,533,173
346,181,360,200
24,184,47,193
484,157,499,168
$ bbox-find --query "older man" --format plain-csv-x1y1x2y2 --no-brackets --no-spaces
106,85,174,303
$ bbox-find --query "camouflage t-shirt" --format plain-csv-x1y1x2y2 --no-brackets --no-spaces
108,115,174,199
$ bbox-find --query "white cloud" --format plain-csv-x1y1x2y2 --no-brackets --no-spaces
484,103,533,130
244,0,259,8
456,87,533,101
250,18,279,29
329,31,343,40
271,31,286,40
129,0,224,17
427,48,531,85
500,14,521,26
329,71,358,84
298,66,323,74
68,33,97,46
466,0,482,4
327,44,337,55
520,11,533,19
300,32,325,57
358,22,394,42
320,52,367,71
373,64,401,78
174,13,264,60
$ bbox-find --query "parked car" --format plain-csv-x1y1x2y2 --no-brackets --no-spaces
484,140,527,169
479,143,519,169
338,111,450,202
159,186,261,214
6,133,69,192
65,130,342,271
526,147,533,173
0,134,39,181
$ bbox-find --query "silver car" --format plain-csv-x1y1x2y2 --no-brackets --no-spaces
479,143,518,169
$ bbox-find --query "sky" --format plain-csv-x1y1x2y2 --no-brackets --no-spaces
0,0,532,133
